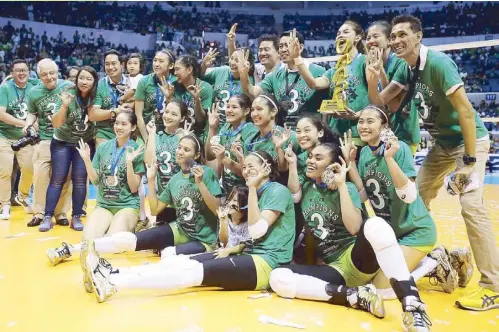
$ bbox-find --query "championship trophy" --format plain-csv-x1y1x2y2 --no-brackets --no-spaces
319,39,353,113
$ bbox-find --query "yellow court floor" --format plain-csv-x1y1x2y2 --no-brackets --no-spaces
1,186,499,332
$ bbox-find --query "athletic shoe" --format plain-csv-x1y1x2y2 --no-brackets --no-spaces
134,217,152,233
352,284,386,318
401,297,432,332
455,287,499,311
86,241,116,303
80,239,93,293
15,195,32,214
450,247,474,288
56,218,69,226
427,245,458,293
0,205,10,220
46,242,72,266
39,216,54,232
27,216,43,227
71,216,84,231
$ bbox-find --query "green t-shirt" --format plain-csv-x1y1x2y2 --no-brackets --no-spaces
393,46,488,148
172,78,213,137
54,95,96,143
159,165,222,245
259,64,327,130
0,78,40,139
218,122,259,195
27,79,74,140
154,130,180,193
324,54,369,138
358,141,436,246
94,76,129,140
242,126,300,162
134,73,177,131
242,182,296,268
301,180,360,264
202,66,254,124
92,139,145,210
385,55,421,146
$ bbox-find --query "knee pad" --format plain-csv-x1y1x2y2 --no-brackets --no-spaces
269,268,298,299
111,232,137,252
160,246,177,259
363,217,398,252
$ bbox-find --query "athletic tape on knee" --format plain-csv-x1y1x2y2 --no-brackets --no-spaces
269,268,297,299
363,217,398,252
395,181,417,204
249,218,269,239
111,232,137,252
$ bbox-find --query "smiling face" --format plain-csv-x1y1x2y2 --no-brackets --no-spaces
173,60,192,84
104,54,122,80
153,52,172,77
279,35,296,64
251,97,275,128
390,22,422,59
229,49,244,74
366,25,389,51
12,62,29,86
306,145,334,180
175,137,199,166
226,96,249,125
38,61,58,90
296,118,323,151
336,23,360,53
162,102,184,131
258,40,280,67
113,112,136,139
76,69,95,94
242,154,269,182
357,108,386,145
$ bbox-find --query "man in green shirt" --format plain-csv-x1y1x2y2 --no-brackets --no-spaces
0,59,37,219
25,59,72,230
368,14,499,311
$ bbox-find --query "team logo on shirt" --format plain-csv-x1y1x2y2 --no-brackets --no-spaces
302,196,339,245
174,184,202,232
364,163,392,218
34,94,61,130
413,85,438,135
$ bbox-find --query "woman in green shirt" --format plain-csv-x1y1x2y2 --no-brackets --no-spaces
41,66,97,232
82,150,296,303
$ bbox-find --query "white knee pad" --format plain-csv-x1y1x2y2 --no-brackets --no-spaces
363,217,398,252
269,268,298,299
160,246,177,259
111,232,137,252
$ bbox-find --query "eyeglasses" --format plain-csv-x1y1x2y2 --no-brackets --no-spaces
13,69,28,74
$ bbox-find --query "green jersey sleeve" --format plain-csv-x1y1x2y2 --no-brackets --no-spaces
258,73,274,94
158,180,174,206
431,56,464,96
347,182,362,211
394,141,417,179
202,166,223,197
260,182,289,214
133,75,148,101
0,85,8,108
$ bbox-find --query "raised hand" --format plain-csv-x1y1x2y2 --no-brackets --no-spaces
202,48,220,69
284,143,297,165
75,139,91,163
208,103,220,129
146,120,157,135
236,48,250,77
230,139,244,163
146,156,158,181
383,137,400,159
271,124,292,149
332,156,352,187
290,28,301,59
58,87,75,106
246,164,269,188
125,145,144,164
226,23,238,42
176,121,193,138
157,75,174,100
187,84,203,100
339,129,353,162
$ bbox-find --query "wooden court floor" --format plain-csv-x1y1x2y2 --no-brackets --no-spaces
1,186,499,332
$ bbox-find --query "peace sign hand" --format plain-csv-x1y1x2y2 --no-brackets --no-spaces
290,28,301,59
125,145,144,164
175,121,193,139
157,76,174,100
236,48,250,76
187,84,203,100
202,48,220,69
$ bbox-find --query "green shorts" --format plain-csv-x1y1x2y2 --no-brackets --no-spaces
169,222,215,252
99,206,139,216
328,244,378,287
251,255,273,291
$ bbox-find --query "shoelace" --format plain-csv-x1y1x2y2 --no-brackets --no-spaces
57,242,72,258
406,303,432,328
481,294,499,308
357,296,372,313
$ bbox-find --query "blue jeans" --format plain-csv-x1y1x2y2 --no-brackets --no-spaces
45,139,93,218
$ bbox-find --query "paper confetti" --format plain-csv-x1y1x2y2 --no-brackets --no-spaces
7,322,17,327
360,322,371,330
248,292,271,299
434,320,450,325
4,232,28,238
259,315,306,329
36,236,60,241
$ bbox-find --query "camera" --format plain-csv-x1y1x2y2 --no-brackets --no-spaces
11,126,41,151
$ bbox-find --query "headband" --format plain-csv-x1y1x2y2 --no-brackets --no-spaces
158,49,174,62
258,95,279,112
183,133,201,152
364,105,389,123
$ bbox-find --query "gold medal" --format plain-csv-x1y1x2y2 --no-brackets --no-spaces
321,167,336,186
106,175,118,187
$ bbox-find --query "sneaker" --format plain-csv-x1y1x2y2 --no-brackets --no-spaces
401,297,432,332
39,216,54,232
27,216,43,227
81,210,87,217
80,239,93,293
352,284,386,318
450,247,474,288
0,205,11,220
134,217,152,233
56,218,69,226
71,216,84,231
15,195,32,214
455,287,499,311
46,242,72,266
85,241,117,303
427,245,458,293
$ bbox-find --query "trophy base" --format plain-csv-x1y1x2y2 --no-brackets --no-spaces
318,99,346,113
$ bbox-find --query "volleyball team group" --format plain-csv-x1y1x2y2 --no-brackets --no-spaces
1,13,498,332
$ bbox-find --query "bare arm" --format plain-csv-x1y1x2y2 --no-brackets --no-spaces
51,103,69,128
88,105,114,122
295,57,330,89
0,106,25,127
126,160,142,193
135,100,148,142
197,180,221,215
338,182,362,235
448,87,476,157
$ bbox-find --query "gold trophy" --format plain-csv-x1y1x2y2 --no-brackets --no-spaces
319,39,353,113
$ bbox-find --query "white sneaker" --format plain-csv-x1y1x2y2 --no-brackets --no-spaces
15,195,33,214
0,205,11,220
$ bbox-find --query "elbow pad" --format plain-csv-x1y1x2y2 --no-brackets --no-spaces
395,181,417,204
359,188,368,203
291,190,302,203
249,218,269,239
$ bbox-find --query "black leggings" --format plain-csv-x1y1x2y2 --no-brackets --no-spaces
284,221,380,285
134,224,207,255
190,254,258,291
155,208,176,225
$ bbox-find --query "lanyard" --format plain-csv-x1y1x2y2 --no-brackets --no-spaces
220,122,247,138
228,72,241,97
378,52,394,92
110,139,130,175
11,80,26,104
245,126,275,151
285,69,301,97
155,75,171,112
107,76,125,108
76,96,90,122
312,179,328,189
257,181,272,196
262,62,282,80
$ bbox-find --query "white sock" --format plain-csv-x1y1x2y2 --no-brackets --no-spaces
411,256,438,282
117,262,167,275
110,260,204,291
68,243,82,254
139,182,147,221
294,274,331,301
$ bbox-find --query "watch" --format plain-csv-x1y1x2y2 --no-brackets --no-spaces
463,154,476,165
